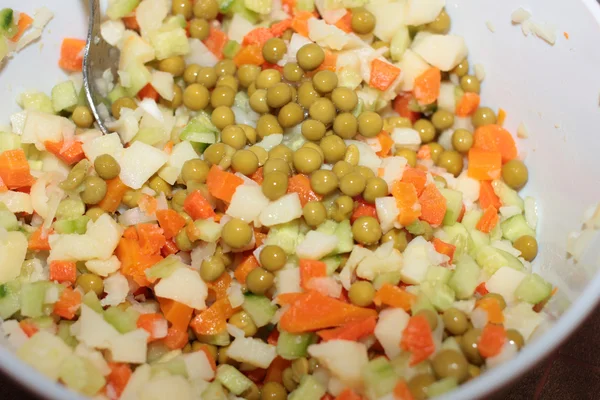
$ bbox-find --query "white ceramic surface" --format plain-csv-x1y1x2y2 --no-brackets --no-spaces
0,0,599,399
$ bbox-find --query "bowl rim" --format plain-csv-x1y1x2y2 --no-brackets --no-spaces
1,1,600,399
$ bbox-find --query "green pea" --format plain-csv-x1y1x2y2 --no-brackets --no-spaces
81,176,107,205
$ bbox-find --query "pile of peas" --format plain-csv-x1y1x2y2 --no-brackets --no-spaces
51,2,539,398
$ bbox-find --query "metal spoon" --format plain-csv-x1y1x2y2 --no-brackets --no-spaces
82,0,119,135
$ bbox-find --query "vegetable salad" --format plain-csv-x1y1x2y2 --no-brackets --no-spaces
0,0,552,399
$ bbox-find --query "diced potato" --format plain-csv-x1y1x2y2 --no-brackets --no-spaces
17,331,73,381
404,0,445,26
308,340,369,389
365,1,408,42
398,49,430,91
375,308,410,358
119,141,169,189
411,32,468,71
154,267,208,310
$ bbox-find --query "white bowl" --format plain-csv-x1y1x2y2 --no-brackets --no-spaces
0,0,599,399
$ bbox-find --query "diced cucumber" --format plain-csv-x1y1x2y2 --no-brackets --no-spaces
163,15,187,29
57,320,78,348
500,214,536,243
289,375,326,400
223,40,241,59
0,280,21,319
448,255,480,299
145,256,182,281
227,0,259,24
179,111,218,153
316,219,336,235
107,0,140,20
0,132,21,152
490,222,502,242
151,356,187,378
362,357,397,399
390,353,431,379
411,290,436,314
322,255,341,275
266,220,302,255
468,229,490,258
53,216,90,235
216,364,253,395
462,209,483,232
420,281,455,311
201,381,228,400
123,63,152,96
191,219,222,242
515,273,552,304
406,219,430,236
373,271,402,290
196,331,231,346
441,337,461,352
20,91,54,114
133,127,166,146
427,377,458,397
148,26,190,60
440,188,463,226
334,219,353,253
425,265,452,284
475,245,524,275
390,26,411,62
242,294,277,328
442,222,471,259
103,306,140,334
59,354,106,396
51,81,78,112
0,9,16,38
20,281,49,318
82,291,103,314
32,316,55,330
107,85,128,104
147,341,171,363
244,0,272,14
17,331,73,381
276,330,315,360
0,206,18,231
297,0,315,11
492,180,524,210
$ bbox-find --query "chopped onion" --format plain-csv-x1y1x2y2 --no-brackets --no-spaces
470,307,488,329
511,8,532,24
474,63,486,81
517,122,529,138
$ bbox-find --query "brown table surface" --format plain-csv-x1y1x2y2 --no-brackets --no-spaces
1,310,599,400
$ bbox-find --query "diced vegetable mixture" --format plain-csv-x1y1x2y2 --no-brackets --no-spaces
0,0,552,399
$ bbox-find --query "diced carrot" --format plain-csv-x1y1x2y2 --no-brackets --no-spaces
249,167,264,185
206,165,244,203
156,209,186,239
122,12,140,31
107,363,132,399
233,44,265,67
267,329,280,346
10,13,33,42
0,149,34,189
53,287,82,320
265,356,291,384
276,292,305,306
58,38,86,72
391,181,421,226
158,298,194,332
203,27,228,59
246,367,267,384
478,324,506,358
455,92,481,117
476,205,499,233
138,194,158,215
291,11,315,37
137,313,166,342
401,167,427,196
315,50,338,72
497,108,507,126
123,226,139,240
370,59,401,91
243,27,274,46
234,254,260,284
98,177,130,213
467,148,502,181
400,315,436,366
137,83,159,101
317,316,377,342
161,239,179,256
393,380,415,400
351,201,378,224
19,320,39,337
184,190,216,220
413,67,441,105
335,388,363,400
287,174,322,207
116,237,163,287
417,145,432,160
334,11,353,33
137,223,166,255
162,326,189,350
299,259,327,290
163,141,174,154
479,181,501,209
281,0,297,14
271,19,293,37
473,124,518,163
432,238,456,264
476,297,504,324
0,176,6,192
475,282,489,296
373,283,416,311
418,184,447,227
533,287,558,313
393,93,420,123
190,297,235,336
197,345,218,372
49,260,77,285
376,131,394,157
206,271,232,300
322,395,335,400
255,230,267,247
28,227,51,251
279,291,377,333
44,141,85,165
